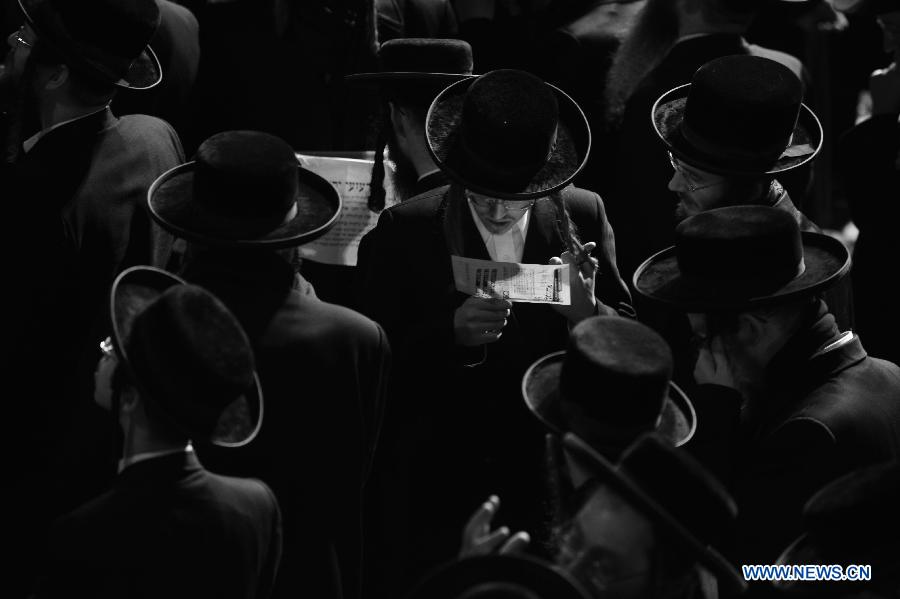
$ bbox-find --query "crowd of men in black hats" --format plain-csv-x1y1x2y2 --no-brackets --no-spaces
2,1,900,599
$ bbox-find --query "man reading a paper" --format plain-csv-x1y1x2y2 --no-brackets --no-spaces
358,69,633,596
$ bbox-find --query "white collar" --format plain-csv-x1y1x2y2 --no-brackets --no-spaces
118,443,194,474
23,104,110,154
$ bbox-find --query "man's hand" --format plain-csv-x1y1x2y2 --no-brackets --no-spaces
693,334,738,390
454,296,512,347
459,495,530,559
870,62,900,116
549,240,598,324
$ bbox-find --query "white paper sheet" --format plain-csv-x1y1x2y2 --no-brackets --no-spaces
295,153,397,266
451,255,571,305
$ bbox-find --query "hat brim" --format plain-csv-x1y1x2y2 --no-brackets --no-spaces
562,433,747,595
405,555,589,599
425,76,591,200
148,161,342,250
652,83,823,176
522,351,697,448
344,71,475,87
19,0,162,90
110,266,263,448
632,232,851,312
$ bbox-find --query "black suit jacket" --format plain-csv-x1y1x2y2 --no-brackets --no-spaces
36,451,282,599
182,251,390,599
357,184,631,594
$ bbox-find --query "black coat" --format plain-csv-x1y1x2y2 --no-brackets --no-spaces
688,302,900,565
357,184,632,594
35,451,282,599
838,114,900,365
182,251,391,599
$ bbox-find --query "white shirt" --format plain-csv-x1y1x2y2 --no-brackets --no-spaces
23,105,110,154
467,198,531,263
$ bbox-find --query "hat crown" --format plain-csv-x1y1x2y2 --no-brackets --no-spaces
675,205,803,291
378,38,473,74
560,317,672,447
23,0,160,83
617,434,737,548
127,284,256,437
459,69,560,180
192,131,299,233
681,55,803,170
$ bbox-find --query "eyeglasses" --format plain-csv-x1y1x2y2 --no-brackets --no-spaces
668,152,720,193
467,193,535,213
99,336,115,358
12,26,32,49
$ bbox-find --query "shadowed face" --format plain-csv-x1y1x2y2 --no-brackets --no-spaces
468,191,534,234
667,153,728,221
557,485,656,599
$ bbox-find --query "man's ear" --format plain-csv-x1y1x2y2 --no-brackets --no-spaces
118,385,141,415
43,63,69,91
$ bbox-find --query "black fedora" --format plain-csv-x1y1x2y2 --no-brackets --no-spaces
110,266,263,447
426,69,591,200
19,0,163,90
149,131,341,249
563,432,746,595
774,460,900,596
652,55,823,176
345,38,474,87
522,316,696,457
633,205,850,312
405,555,590,599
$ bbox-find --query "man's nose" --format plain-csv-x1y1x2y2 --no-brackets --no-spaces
668,171,684,192
489,202,505,219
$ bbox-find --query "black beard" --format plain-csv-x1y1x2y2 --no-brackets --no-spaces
385,132,420,203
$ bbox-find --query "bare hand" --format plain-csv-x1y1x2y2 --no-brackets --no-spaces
549,240,598,324
459,495,531,558
693,334,738,390
870,62,900,116
454,296,512,347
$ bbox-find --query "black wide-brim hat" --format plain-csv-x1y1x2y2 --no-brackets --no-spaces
426,69,591,200
405,555,590,599
148,132,342,250
634,232,850,312
110,266,263,447
20,0,162,90
563,433,747,596
633,206,851,313
774,460,900,594
345,38,475,87
652,76,823,177
522,350,697,448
